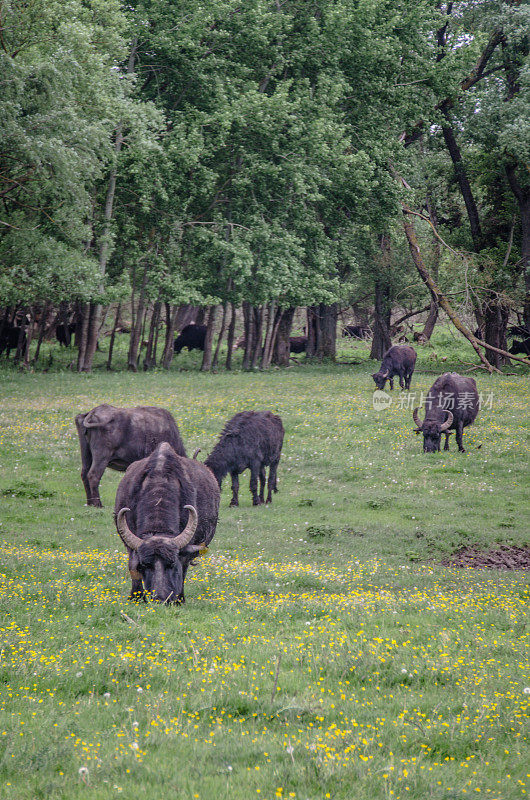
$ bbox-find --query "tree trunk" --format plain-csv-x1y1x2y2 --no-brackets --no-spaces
317,303,338,360
441,118,483,251
143,299,161,371
22,307,35,367
250,306,264,369
196,308,206,326
212,302,228,370
505,164,530,329
107,302,121,370
306,306,319,357
33,302,49,363
242,301,254,370
161,303,179,369
127,262,149,371
273,307,295,365
201,305,219,371
483,298,509,368
225,302,237,370
260,301,277,369
76,303,90,371
14,310,29,364
421,183,440,340
370,281,392,359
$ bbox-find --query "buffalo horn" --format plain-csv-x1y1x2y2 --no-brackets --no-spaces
116,508,142,551
440,410,454,431
171,505,198,549
412,407,423,429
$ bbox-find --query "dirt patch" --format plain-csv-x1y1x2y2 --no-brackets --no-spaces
442,545,530,571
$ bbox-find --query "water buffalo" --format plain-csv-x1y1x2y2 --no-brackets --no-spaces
56,322,76,347
289,336,307,353
0,324,26,358
509,338,530,356
205,410,284,506
115,442,219,604
372,345,417,390
174,324,207,354
413,372,479,453
508,325,530,338
75,404,187,507
342,325,370,339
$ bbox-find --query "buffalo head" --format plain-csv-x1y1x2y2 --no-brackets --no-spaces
371,370,388,390
413,408,453,452
116,505,205,603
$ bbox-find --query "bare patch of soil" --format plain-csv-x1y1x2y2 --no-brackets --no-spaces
442,545,530,571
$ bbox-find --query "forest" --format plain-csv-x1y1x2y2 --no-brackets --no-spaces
1,0,529,372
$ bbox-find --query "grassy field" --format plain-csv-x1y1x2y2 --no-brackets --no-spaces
0,336,529,799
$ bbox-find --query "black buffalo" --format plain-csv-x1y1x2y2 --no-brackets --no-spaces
413,372,479,453
372,345,417,391
508,325,530,338
75,404,187,507
56,323,76,347
509,338,530,356
174,324,207,354
205,411,284,506
115,442,219,604
0,324,26,358
289,336,307,353
342,325,370,339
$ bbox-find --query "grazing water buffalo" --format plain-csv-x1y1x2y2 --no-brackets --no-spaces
205,411,284,506
509,338,530,356
372,345,417,391
115,442,219,604
75,404,187,507
174,324,207,354
342,324,370,339
413,372,479,453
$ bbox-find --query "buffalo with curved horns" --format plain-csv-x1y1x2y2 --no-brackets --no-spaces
115,442,219,604
413,372,479,453
75,404,186,507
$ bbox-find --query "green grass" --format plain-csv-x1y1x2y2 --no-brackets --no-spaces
0,342,528,800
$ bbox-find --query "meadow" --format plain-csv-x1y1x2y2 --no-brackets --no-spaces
0,333,529,800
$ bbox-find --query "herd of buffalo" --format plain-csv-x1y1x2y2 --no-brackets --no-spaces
74,343,483,604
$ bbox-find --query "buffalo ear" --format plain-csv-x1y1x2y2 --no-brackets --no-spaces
84,403,117,428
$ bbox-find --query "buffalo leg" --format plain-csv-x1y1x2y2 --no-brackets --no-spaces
229,472,239,507
389,377,394,390
405,371,412,390
399,372,405,389
266,459,280,503
443,432,451,451
86,454,108,508
259,465,266,503
75,414,93,504
249,463,262,505
456,421,465,452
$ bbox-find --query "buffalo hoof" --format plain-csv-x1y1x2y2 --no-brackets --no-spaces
229,500,239,507
88,499,103,508
253,498,264,506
